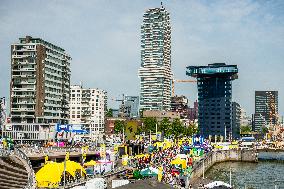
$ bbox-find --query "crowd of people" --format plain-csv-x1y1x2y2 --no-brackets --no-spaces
127,138,211,188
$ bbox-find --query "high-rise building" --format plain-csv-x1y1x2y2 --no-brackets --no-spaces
186,63,238,139
232,102,241,139
0,97,6,132
187,100,198,121
253,91,278,131
10,36,71,124
240,108,252,127
138,4,172,111
119,96,139,118
170,95,189,119
69,85,107,135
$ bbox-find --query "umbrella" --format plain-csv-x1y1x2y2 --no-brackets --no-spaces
171,157,187,169
205,181,232,188
133,170,143,179
140,168,158,177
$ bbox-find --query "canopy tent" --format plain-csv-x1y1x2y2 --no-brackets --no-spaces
64,160,86,178
171,157,187,169
140,167,158,177
133,169,143,179
36,161,86,188
36,161,64,188
84,160,97,166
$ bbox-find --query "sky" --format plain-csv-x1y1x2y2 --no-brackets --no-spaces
0,0,283,116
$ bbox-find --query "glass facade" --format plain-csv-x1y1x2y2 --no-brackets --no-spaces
138,6,172,111
187,63,238,139
253,91,278,131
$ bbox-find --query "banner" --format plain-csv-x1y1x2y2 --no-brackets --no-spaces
100,144,106,158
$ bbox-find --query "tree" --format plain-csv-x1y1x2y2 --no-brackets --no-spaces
142,117,157,133
114,120,126,134
183,123,198,137
261,126,269,135
159,118,171,137
240,125,252,134
106,108,113,117
171,118,184,138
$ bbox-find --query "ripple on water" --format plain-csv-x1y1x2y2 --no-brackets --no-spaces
205,161,284,189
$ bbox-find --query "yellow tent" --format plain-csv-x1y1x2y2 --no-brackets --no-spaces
84,160,97,166
36,161,86,188
36,161,64,188
171,158,187,169
63,160,86,177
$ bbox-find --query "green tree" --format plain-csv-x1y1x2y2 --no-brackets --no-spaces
106,108,113,117
171,118,184,138
159,118,171,137
114,120,126,134
142,117,157,133
240,125,252,134
261,126,269,135
183,123,198,137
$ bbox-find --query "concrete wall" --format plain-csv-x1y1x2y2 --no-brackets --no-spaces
191,149,257,178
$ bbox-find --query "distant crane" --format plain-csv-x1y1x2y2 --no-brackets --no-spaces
111,94,135,118
171,79,197,97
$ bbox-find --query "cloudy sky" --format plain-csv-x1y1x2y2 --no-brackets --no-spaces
0,0,283,116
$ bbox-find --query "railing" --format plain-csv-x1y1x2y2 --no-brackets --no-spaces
0,149,12,157
14,148,36,189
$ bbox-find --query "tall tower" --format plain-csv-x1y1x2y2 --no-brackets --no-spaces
187,63,238,139
253,91,278,131
138,5,172,111
10,36,71,124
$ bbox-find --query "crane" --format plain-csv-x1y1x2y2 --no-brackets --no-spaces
171,79,197,97
111,94,135,118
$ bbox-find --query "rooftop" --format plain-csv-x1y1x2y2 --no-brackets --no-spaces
186,63,238,78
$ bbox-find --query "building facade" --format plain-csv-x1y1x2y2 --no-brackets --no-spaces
10,36,71,124
253,91,278,131
143,110,180,122
170,95,189,119
119,96,139,118
232,102,241,139
186,63,238,139
0,97,6,134
187,100,198,121
69,85,107,136
138,5,172,111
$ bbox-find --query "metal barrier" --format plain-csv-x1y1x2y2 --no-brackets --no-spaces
14,148,36,189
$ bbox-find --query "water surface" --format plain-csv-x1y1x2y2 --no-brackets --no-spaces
205,161,284,189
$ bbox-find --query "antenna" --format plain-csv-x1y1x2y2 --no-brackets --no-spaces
161,1,164,8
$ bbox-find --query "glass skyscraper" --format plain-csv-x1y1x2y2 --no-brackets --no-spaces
138,5,172,111
187,63,238,139
253,91,278,131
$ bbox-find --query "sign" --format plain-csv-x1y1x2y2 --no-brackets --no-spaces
45,155,48,164
114,145,118,154
65,152,70,161
156,132,162,141
56,124,87,134
17,133,24,138
5,124,12,131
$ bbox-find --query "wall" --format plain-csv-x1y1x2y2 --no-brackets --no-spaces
190,149,257,179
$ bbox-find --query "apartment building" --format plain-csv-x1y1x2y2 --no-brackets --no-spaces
138,4,172,111
69,85,107,136
10,36,71,124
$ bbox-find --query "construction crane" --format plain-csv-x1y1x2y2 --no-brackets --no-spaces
171,79,196,97
111,94,135,118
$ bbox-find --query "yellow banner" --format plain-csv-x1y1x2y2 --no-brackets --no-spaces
100,144,106,158
65,152,70,161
